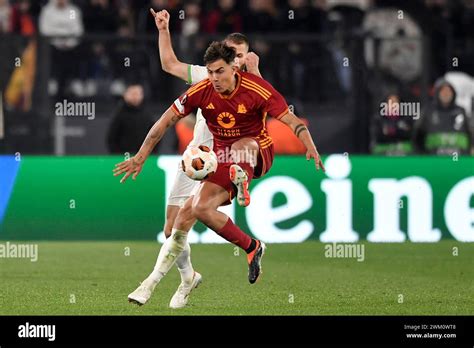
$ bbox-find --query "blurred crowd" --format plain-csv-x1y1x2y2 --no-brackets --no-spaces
0,0,473,155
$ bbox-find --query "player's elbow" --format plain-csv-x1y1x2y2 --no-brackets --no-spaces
161,61,172,73
161,60,178,74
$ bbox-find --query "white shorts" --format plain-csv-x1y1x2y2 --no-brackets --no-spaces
168,115,213,207
167,162,201,207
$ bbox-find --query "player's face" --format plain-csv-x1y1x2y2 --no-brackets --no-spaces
225,41,249,70
207,59,237,94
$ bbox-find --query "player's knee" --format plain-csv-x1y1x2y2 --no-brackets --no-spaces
178,202,194,221
174,204,195,231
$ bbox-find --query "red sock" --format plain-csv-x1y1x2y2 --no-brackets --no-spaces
217,218,252,250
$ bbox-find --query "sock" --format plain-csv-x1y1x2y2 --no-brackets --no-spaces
176,242,194,284
148,229,188,283
217,218,252,251
245,239,257,254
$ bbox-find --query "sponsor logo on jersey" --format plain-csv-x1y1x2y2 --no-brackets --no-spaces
217,112,236,129
206,103,215,109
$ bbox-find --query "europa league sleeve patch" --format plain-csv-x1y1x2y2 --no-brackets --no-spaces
173,94,188,114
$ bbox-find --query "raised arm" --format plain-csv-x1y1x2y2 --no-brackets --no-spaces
150,8,188,82
113,107,181,183
278,111,325,171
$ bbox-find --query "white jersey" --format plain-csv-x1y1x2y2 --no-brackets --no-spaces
187,65,214,148
167,65,213,206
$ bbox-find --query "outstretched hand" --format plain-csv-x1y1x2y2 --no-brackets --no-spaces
113,157,144,183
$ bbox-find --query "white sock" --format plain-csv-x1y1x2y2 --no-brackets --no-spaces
148,229,188,283
176,242,194,284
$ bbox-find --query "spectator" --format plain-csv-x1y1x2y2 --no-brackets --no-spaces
11,0,35,35
107,84,155,154
370,93,415,155
39,0,83,50
180,0,202,36
4,0,36,111
39,0,84,98
414,78,472,155
204,0,242,33
0,0,12,33
116,0,135,36
363,0,423,83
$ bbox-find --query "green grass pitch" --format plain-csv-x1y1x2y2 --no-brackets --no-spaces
0,241,472,315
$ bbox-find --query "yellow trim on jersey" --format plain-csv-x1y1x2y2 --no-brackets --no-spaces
259,137,272,145
259,139,273,147
242,77,271,98
188,78,210,92
274,107,289,120
188,82,210,97
241,82,269,101
170,103,185,117
261,111,268,134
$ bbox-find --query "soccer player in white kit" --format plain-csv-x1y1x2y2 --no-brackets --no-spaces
126,8,262,308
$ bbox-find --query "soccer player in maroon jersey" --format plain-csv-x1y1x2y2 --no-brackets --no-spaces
114,42,324,306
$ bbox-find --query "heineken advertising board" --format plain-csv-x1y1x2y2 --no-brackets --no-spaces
0,155,472,242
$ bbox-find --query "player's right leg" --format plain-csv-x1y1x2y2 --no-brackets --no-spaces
191,181,266,284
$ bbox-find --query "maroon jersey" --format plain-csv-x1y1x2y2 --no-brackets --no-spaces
170,71,289,150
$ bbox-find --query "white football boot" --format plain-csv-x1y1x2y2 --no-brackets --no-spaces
128,278,157,306
229,164,250,207
169,272,203,309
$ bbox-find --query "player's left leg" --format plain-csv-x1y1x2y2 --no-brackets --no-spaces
163,204,201,309
229,138,259,207
164,204,195,283
128,197,197,306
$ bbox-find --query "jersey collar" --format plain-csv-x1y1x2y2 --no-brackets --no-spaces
218,72,241,100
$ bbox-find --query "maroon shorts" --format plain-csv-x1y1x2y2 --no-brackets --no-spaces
204,139,274,205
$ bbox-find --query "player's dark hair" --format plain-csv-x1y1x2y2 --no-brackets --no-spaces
204,41,236,65
225,33,249,47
